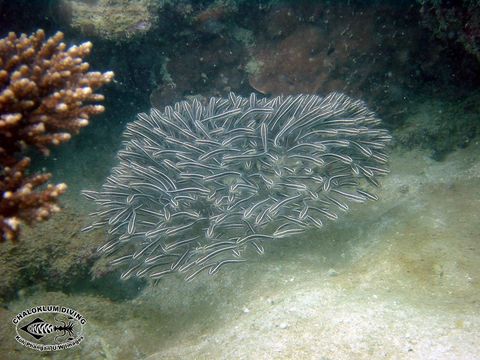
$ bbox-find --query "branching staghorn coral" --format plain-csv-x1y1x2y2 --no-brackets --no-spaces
83,92,391,282
0,29,114,242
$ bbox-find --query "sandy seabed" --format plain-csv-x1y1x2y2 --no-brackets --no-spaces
1,142,479,360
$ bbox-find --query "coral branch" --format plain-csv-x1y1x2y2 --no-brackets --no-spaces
0,29,114,242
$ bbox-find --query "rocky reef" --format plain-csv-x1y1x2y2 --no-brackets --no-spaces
418,0,480,62
0,0,479,313
58,0,163,41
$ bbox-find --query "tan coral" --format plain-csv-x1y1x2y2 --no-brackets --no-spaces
0,29,113,242
60,0,161,41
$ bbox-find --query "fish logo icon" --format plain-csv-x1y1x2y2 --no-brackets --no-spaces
12,305,86,351
20,316,76,342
